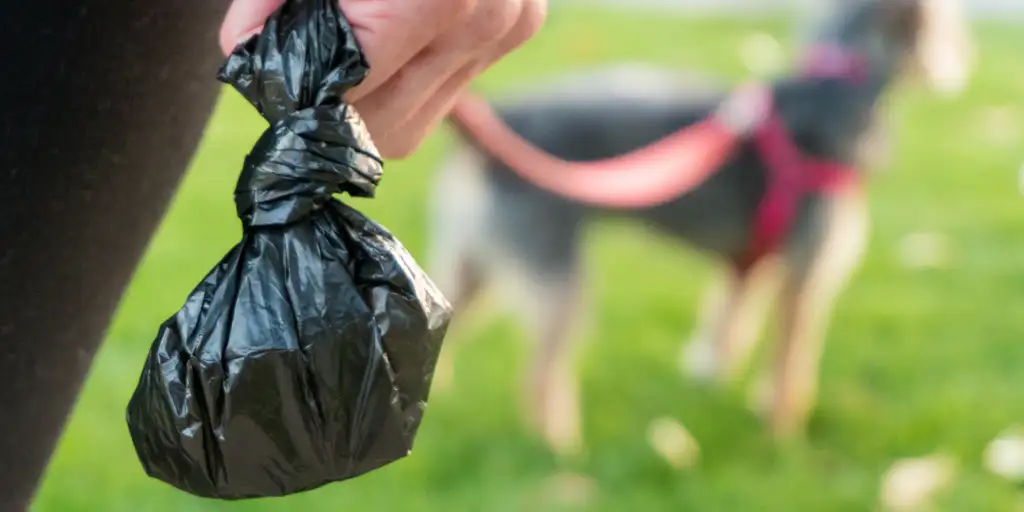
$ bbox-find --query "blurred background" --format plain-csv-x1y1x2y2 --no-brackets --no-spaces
33,1,1024,510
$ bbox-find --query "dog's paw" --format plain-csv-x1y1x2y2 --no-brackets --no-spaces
680,336,718,384
538,405,583,458
533,472,598,509
540,398,584,458
526,374,584,457
746,374,773,418
545,426,584,459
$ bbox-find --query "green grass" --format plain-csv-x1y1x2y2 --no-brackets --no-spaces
34,6,1024,511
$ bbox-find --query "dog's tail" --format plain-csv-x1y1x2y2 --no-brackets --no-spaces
446,90,747,209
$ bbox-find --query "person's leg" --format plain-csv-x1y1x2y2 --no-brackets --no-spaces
0,2,230,508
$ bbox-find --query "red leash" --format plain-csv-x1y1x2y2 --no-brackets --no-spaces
447,94,742,209
447,44,866,267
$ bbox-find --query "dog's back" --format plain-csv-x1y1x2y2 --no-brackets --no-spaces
486,64,726,162
428,65,723,301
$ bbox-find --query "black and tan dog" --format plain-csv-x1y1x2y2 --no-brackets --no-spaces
428,0,973,454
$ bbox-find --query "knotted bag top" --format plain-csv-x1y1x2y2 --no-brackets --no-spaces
218,0,383,228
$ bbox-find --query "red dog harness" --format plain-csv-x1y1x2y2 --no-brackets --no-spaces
736,44,866,269
447,45,865,270
736,103,858,270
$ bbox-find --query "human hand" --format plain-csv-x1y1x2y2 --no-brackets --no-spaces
221,0,546,159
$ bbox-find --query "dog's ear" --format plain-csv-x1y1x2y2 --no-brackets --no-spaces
886,0,974,96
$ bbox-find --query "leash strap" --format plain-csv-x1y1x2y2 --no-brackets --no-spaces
447,92,743,209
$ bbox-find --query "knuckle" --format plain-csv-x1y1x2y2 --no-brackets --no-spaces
464,0,522,45
485,0,548,57
438,0,477,19
376,135,422,160
515,0,547,43
489,0,546,55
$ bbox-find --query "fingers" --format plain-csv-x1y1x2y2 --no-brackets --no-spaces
219,0,457,82
363,57,489,159
368,0,546,158
219,0,547,160
341,0,473,102
353,0,527,147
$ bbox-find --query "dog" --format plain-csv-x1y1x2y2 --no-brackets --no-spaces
427,0,974,454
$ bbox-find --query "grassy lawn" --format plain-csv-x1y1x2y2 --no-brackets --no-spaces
33,6,1024,511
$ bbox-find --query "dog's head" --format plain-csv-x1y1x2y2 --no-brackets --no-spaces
804,0,975,96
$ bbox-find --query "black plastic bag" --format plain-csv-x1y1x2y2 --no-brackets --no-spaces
125,0,452,500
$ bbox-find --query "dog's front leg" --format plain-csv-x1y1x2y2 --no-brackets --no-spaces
684,258,780,386
769,190,869,439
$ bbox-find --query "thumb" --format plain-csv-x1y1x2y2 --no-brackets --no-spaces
219,0,283,55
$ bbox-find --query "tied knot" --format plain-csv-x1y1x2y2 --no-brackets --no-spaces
215,0,383,227
234,106,383,227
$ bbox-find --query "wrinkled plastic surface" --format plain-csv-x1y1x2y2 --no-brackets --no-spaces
125,0,452,500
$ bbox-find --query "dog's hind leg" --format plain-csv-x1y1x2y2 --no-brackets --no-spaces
683,257,782,386
769,190,869,439
427,148,498,390
520,265,588,457
428,148,493,311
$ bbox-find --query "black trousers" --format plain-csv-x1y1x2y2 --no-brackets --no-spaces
0,2,231,508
